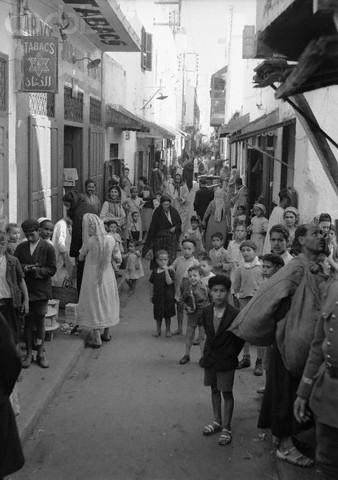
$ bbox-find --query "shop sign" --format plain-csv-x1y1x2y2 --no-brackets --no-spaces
21,36,58,93
63,0,141,52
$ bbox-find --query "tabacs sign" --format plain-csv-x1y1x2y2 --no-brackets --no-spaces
21,36,58,93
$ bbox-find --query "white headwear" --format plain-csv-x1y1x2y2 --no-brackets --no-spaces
82,213,109,284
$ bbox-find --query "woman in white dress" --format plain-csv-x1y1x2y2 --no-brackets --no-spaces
78,214,120,348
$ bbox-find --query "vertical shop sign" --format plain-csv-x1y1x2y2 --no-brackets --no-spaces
21,36,58,93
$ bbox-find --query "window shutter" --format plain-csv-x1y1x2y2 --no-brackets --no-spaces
145,33,153,71
141,27,147,70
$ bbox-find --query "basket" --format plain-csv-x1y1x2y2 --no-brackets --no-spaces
52,286,78,309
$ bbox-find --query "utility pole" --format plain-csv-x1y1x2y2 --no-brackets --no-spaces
181,52,185,129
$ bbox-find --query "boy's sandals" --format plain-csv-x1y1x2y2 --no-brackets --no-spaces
202,421,222,436
218,428,232,446
276,447,314,467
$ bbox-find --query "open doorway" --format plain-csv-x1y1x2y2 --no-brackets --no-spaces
64,126,83,190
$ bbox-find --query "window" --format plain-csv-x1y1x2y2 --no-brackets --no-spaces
141,27,153,71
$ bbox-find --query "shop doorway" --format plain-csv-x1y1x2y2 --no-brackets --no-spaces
247,147,263,208
64,126,83,190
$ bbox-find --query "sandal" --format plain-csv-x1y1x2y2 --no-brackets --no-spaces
276,447,314,467
101,335,112,342
203,421,222,436
218,428,232,446
152,332,161,337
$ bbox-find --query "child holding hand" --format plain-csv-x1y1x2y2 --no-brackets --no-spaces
179,265,209,365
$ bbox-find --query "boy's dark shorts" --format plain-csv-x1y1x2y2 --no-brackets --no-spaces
204,368,235,393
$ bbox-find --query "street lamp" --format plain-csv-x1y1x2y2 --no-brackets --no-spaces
141,87,169,110
72,56,101,70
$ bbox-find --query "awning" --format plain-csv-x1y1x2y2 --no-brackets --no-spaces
136,121,176,139
219,113,250,137
229,110,295,142
105,105,149,132
63,0,141,52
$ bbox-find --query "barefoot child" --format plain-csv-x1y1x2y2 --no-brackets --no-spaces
170,239,199,335
125,241,144,293
232,240,264,374
179,265,209,365
150,250,175,337
200,275,243,445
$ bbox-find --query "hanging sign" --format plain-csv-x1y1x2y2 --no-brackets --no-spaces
21,36,58,93
62,0,141,52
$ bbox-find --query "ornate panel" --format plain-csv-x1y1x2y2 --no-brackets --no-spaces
29,93,55,117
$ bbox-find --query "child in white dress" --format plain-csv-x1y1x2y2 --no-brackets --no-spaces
125,241,144,293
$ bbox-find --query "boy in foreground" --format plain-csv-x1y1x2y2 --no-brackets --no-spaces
200,275,243,446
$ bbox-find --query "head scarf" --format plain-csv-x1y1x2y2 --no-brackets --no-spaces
82,213,109,285
38,217,52,226
213,188,226,223
253,203,266,216
284,206,299,219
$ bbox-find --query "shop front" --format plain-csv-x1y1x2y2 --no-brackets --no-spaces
228,111,296,214
14,0,140,222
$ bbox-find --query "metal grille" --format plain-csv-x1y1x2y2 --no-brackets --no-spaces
89,97,102,125
64,86,83,122
0,58,7,112
29,93,55,117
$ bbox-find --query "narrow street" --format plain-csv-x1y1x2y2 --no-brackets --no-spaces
13,272,275,480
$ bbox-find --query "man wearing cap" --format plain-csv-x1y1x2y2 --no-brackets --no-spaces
15,219,56,368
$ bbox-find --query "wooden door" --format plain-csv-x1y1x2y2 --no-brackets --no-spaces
29,116,61,222
0,117,8,223
88,126,104,201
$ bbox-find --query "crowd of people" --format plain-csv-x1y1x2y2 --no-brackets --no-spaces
1,157,338,479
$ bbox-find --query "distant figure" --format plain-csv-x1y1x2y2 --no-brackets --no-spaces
83,179,101,215
194,177,214,221
263,189,291,254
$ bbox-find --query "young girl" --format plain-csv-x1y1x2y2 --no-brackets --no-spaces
283,207,299,247
125,241,144,293
248,203,268,256
184,215,204,255
200,275,243,446
128,211,143,243
78,214,120,348
149,250,175,337
38,218,54,245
